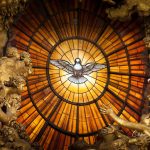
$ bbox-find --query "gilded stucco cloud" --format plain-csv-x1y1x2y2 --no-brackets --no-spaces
106,0,150,21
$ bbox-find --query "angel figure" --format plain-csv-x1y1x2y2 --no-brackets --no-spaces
100,104,150,136
100,104,150,149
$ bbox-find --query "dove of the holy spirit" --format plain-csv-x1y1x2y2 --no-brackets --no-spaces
50,58,106,84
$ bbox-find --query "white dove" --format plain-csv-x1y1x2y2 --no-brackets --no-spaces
50,58,106,84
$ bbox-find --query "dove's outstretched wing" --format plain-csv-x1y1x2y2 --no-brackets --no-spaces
83,63,106,75
50,60,74,74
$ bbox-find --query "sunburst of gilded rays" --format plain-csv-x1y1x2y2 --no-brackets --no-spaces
49,39,107,103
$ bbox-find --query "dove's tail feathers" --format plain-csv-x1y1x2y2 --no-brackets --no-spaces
68,76,87,84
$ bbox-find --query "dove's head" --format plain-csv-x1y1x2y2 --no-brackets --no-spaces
75,58,81,64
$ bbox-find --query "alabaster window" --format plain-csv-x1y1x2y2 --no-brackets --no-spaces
10,0,147,149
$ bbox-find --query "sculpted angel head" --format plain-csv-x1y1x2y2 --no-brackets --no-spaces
4,94,21,110
12,76,26,92
140,113,150,126
0,94,21,118
6,47,20,59
20,51,32,66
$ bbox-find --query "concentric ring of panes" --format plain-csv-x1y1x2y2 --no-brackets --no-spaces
49,39,108,103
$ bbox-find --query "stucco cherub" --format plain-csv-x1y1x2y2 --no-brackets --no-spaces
6,47,20,60
0,47,32,125
0,47,32,97
0,94,21,125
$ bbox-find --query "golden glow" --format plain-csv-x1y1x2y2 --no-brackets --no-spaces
49,39,107,103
